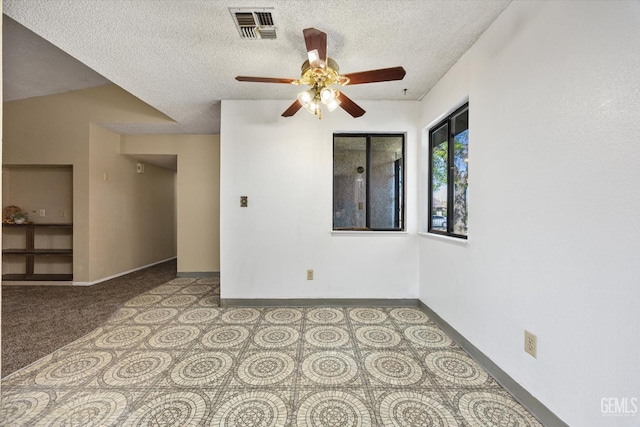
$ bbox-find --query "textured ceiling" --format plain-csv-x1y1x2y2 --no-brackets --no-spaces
3,0,511,134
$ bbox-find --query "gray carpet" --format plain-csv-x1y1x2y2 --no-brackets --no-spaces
1,259,177,377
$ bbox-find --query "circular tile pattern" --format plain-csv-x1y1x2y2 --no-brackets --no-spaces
253,326,300,348
95,325,152,349
107,307,138,324
211,391,288,426
236,352,295,386
125,392,206,426
72,327,106,346
133,308,179,324
404,326,452,348
425,351,488,386
459,391,539,426
304,326,351,348
196,277,219,285
147,284,182,294
380,391,459,427
148,325,200,349
355,326,402,348
201,325,250,348
43,391,127,427
349,308,387,324
302,351,358,385
124,294,163,307
364,352,423,386
264,308,303,324
160,295,198,307
197,295,221,307
177,307,219,324
0,391,51,426
297,390,372,427
307,308,345,324
181,284,212,295
35,351,113,386
221,308,261,324
170,352,233,386
168,277,197,285
389,308,429,324
103,352,172,386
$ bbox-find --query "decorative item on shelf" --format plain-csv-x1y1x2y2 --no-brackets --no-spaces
12,211,30,224
3,205,24,223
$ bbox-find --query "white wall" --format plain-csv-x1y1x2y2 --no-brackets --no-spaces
417,2,640,425
221,100,419,300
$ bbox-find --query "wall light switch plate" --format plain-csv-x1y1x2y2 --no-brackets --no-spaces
240,196,248,207
307,269,314,280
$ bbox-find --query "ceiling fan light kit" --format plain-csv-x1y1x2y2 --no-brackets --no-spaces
235,27,406,119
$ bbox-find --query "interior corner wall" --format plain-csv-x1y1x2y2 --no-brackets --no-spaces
220,100,420,300
2,85,174,282
88,125,175,281
120,134,220,275
417,2,640,425
3,95,91,281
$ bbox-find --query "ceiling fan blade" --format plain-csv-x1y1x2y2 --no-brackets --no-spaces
282,100,303,117
303,28,327,69
236,76,298,84
337,92,365,118
343,67,406,85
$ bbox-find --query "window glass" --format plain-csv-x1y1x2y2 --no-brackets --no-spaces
430,124,448,231
370,136,403,229
428,103,468,238
333,134,404,231
452,109,469,236
333,137,367,229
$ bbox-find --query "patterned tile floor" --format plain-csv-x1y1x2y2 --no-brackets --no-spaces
0,278,542,426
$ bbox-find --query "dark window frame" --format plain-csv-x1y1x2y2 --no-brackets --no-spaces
333,133,405,232
428,103,469,239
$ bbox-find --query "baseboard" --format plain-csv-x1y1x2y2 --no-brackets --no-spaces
177,271,220,278
417,300,568,427
72,257,177,286
2,280,73,286
221,298,418,307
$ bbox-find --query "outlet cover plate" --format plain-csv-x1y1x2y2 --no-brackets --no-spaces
524,330,537,358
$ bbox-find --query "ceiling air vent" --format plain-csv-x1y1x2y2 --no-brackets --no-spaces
230,7,277,40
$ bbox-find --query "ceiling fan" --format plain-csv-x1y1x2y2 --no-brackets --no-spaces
235,28,406,119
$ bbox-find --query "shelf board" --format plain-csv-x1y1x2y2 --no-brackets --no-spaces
3,223,73,228
3,249,73,255
2,273,73,281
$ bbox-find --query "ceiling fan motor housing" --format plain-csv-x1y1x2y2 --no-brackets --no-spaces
299,58,350,89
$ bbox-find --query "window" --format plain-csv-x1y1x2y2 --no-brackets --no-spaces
333,134,404,231
428,104,468,238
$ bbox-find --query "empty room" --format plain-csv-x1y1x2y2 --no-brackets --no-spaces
1,1,639,426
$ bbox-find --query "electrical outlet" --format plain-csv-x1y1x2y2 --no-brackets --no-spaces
524,330,537,358
307,269,314,280
39,209,46,217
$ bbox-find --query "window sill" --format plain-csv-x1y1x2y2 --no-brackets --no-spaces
418,232,468,247
332,230,409,236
